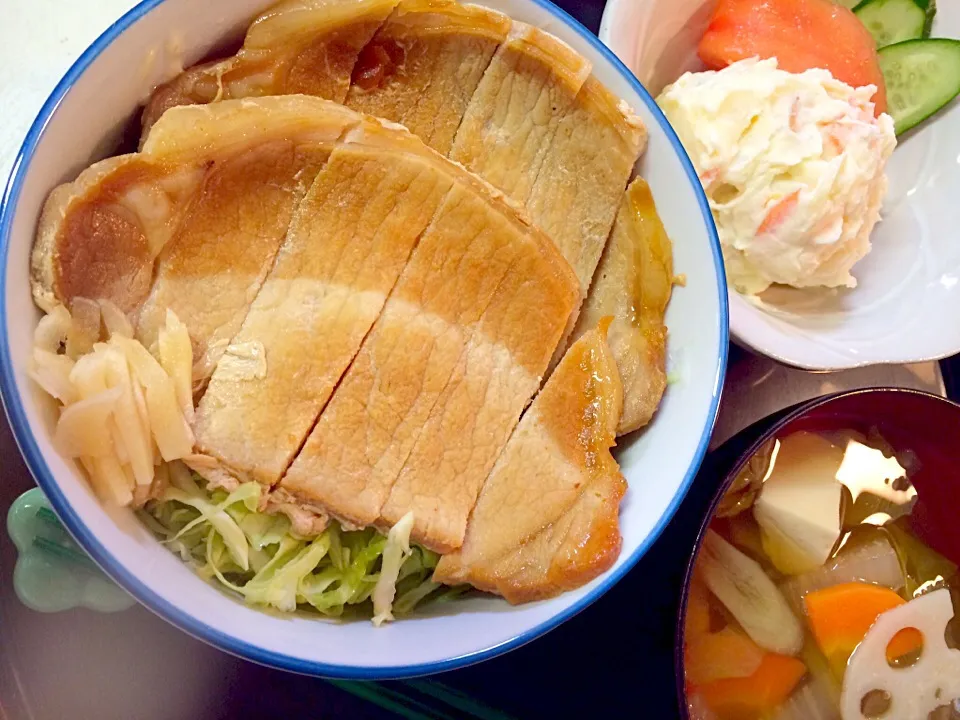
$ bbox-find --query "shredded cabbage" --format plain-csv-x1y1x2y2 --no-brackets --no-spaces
143,475,449,623
372,511,414,626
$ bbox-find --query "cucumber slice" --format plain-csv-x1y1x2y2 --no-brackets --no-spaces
836,0,861,8
853,0,927,48
878,39,960,134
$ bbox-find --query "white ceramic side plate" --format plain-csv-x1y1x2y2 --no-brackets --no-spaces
0,0,727,678
602,0,960,371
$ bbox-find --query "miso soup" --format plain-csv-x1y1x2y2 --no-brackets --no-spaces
684,429,960,720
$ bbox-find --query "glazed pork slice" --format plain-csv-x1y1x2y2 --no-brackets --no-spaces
571,178,673,435
378,222,581,551
525,77,647,291
141,0,400,137
433,323,625,602
344,0,510,154
448,22,591,207
450,22,646,352
33,96,362,379
191,120,455,490
276,178,579,537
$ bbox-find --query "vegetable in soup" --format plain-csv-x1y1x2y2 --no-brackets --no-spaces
684,429,960,720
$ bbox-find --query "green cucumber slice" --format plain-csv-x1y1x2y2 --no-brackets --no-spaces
878,38,960,134
836,0,862,9
853,0,928,47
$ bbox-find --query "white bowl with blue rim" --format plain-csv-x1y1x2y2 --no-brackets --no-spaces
0,0,727,678
601,0,960,371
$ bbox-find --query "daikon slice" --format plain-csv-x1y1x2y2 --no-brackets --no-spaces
34,304,71,353
157,309,194,422
66,297,101,359
29,349,76,404
54,387,121,458
841,589,960,720
101,346,154,486
98,299,134,338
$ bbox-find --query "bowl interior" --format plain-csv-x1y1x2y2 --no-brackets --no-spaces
675,388,960,712
601,0,960,370
0,0,726,677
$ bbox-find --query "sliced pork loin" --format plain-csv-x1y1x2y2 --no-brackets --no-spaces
345,0,510,154
192,119,457,491
448,23,591,209
433,322,625,602
33,96,361,381
141,0,400,137
525,77,647,291
377,199,583,551
450,25,645,291
143,3,648,304
275,173,580,552
570,178,673,435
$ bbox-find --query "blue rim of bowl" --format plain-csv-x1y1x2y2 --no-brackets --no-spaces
0,0,728,680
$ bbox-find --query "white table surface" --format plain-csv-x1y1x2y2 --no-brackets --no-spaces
0,2,947,718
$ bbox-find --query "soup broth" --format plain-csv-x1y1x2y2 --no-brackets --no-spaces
684,429,960,720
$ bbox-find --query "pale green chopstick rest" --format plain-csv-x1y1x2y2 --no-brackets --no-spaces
6,488,134,612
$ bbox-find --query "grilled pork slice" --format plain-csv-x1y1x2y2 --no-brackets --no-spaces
433,323,625,602
526,77,647,291
345,0,510,154
448,22,591,207
141,0,399,137
277,179,579,541
192,120,455,490
571,178,673,435
449,22,645,358
378,225,580,551
33,96,361,379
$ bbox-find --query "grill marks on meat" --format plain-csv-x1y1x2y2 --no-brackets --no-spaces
192,122,456,491
345,0,510,154
433,324,625,602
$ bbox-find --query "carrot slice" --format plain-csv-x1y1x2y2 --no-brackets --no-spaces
686,627,766,685
803,582,920,676
696,652,807,720
757,191,800,237
698,0,887,115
